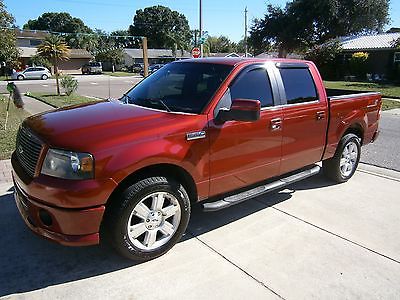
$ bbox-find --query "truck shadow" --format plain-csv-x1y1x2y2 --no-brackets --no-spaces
187,173,335,238
0,173,334,296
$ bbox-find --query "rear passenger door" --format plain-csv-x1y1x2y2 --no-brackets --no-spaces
276,63,328,174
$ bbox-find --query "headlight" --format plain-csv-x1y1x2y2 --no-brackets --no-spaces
41,149,94,180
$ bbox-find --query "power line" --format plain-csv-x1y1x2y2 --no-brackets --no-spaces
1,27,144,39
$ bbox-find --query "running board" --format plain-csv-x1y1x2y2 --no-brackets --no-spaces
203,165,321,212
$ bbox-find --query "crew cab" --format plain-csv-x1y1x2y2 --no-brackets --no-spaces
12,58,381,261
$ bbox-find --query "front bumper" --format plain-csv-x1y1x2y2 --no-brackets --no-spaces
13,177,105,246
11,153,117,246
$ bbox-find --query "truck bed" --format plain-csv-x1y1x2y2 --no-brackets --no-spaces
323,89,382,160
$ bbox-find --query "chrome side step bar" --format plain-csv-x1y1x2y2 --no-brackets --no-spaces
203,165,321,212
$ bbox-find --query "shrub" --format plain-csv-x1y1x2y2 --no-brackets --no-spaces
304,40,342,80
60,75,78,96
349,52,369,79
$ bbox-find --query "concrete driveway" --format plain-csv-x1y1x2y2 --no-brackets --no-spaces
1,165,399,299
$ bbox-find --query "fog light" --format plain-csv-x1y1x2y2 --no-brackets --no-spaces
39,209,53,227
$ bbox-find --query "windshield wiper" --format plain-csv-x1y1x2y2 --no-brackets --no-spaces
146,98,172,112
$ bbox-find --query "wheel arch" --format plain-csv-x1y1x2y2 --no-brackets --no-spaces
342,122,364,145
107,163,198,206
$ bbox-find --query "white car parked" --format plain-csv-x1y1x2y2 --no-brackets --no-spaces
12,67,51,80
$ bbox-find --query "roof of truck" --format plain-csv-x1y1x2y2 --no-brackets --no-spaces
179,57,309,66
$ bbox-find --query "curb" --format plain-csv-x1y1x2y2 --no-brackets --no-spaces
358,163,400,182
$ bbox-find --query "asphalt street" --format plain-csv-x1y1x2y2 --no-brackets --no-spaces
0,75,142,100
361,109,400,171
0,165,399,299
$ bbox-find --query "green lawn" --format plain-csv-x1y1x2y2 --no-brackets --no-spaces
324,81,400,98
324,81,400,111
103,71,139,77
28,92,99,108
0,95,30,159
381,99,400,111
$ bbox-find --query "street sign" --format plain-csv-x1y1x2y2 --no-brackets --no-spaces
192,47,201,58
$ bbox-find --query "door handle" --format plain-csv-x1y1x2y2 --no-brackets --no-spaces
270,118,282,131
316,111,325,120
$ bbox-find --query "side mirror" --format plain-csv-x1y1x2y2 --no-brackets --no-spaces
216,99,261,123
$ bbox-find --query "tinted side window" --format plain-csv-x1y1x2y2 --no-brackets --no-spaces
279,68,318,105
230,68,274,107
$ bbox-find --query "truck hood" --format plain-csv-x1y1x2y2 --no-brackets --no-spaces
24,100,195,152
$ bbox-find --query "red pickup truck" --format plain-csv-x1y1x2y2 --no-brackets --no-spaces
12,58,381,261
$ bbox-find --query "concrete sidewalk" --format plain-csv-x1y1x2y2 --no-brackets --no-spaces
22,94,54,115
0,164,399,299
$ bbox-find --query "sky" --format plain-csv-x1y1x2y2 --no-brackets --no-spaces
4,0,400,42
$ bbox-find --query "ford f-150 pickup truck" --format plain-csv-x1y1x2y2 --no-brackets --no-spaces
12,58,381,261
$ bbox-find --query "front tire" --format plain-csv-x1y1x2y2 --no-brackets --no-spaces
323,133,361,183
17,75,24,80
103,177,190,261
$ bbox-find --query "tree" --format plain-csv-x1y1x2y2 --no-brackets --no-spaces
95,48,124,72
111,30,139,48
206,36,236,53
250,0,390,57
24,12,92,34
29,54,52,70
37,35,70,95
0,0,19,72
304,40,342,79
24,12,93,49
128,5,191,49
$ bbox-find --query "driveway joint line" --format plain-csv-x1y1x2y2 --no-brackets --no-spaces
269,206,400,265
188,231,286,300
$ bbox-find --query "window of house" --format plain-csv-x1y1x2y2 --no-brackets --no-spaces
279,68,318,105
230,68,274,107
394,52,400,63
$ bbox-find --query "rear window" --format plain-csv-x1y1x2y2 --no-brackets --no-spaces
279,68,318,104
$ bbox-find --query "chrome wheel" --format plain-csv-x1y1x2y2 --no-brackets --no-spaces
340,141,358,177
127,192,181,251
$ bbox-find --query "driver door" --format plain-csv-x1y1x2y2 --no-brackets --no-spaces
208,65,283,197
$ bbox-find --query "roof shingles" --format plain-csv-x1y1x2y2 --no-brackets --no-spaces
341,33,400,51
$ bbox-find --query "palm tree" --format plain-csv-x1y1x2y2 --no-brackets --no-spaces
37,35,70,95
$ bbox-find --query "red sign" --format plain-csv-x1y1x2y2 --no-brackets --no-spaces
191,47,201,58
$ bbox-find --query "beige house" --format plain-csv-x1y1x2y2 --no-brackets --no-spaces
16,29,93,74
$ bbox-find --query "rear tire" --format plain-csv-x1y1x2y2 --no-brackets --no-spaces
41,74,48,80
103,176,190,261
323,133,361,183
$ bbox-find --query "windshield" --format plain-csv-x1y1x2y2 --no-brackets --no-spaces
125,62,233,114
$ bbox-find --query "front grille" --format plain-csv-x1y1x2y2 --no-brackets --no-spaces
15,126,43,177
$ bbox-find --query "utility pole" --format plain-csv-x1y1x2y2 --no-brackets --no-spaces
244,7,248,57
142,37,149,77
200,0,203,57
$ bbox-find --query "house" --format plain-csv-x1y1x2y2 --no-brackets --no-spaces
255,52,303,59
338,32,400,77
15,29,93,74
123,48,191,66
207,53,253,58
